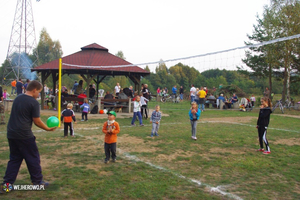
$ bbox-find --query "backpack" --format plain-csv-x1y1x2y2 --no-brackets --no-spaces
90,105,98,114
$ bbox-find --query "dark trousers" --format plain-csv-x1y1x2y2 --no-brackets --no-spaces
104,142,116,161
82,112,88,120
141,105,148,118
3,137,43,184
258,126,270,151
64,122,74,136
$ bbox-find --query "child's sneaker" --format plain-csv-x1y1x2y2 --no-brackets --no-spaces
191,136,194,140
256,149,264,152
32,181,49,187
155,133,159,136
131,124,136,126
194,137,197,140
151,133,153,137
262,151,271,155
112,159,116,163
81,119,84,121
104,160,109,164
140,124,144,127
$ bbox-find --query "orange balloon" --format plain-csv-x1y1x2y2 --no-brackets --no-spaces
99,110,104,114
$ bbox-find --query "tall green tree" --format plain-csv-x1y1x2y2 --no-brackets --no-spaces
271,0,300,100
33,28,63,65
243,0,300,100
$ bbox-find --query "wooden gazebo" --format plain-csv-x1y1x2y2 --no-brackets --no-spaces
31,43,150,109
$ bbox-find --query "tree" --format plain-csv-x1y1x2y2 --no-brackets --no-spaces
243,0,300,100
33,28,63,66
31,28,63,88
115,51,126,60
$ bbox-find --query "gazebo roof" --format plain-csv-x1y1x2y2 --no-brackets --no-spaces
32,43,150,76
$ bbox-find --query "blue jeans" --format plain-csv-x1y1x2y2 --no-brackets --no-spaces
11,86,16,95
131,111,142,125
200,104,205,111
180,94,183,100
191,96,195,103
190,120,197,137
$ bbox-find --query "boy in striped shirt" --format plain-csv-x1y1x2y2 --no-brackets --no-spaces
61,103,76,137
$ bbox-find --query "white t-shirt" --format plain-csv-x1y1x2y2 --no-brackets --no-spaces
115,85,120,93
133,101,141,112
190,87,196,96
140,96,149,105
44,86,49,94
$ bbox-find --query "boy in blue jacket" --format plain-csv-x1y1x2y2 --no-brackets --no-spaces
80,99,90,121
189,102,201,140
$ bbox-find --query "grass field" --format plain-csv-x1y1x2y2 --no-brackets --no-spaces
0,100,300,200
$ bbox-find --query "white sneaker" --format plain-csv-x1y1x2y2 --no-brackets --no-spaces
191,136,195,140
194,136,197,140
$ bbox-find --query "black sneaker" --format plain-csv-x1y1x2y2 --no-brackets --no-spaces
112,159,116,163
32,181,49,187
104,160,109,164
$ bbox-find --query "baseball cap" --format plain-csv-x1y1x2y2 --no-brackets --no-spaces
107,110,117,117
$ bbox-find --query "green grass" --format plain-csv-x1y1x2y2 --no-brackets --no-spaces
0,100,300,199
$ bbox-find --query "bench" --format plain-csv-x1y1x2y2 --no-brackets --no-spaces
63,97,85,112
205,99,217,108
99,98,132,113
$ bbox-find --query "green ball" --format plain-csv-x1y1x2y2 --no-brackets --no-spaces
47,116,59,128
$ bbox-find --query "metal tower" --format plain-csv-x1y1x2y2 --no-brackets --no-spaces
3,0,38,83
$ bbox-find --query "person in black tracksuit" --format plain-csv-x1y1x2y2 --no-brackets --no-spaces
61,103,76,137
256,97,272,154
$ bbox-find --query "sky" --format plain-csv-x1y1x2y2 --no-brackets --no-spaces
0,0,270,73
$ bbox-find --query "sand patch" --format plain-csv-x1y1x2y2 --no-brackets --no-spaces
273,138,300,146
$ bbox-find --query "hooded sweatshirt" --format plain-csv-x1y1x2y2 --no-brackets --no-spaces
257,107,272,127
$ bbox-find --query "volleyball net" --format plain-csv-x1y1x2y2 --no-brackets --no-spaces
62,34,300,73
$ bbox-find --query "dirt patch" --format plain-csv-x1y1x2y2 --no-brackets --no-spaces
273,114,300,119
203,117,256,123
118,134,158,153
210,147,246,155
154,149,195,162
273,138,300,146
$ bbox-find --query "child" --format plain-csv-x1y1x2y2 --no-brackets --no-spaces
250,94,256,107
140,93,149,119
3,89,9,100
188,102,201,140
2,80,55,189
80,98,90,121
102,111,120,163
131,96,144,126
150,105,162,137
256,97,272,154
61,103,77,137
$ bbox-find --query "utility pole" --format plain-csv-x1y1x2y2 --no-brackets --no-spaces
3,0,39,84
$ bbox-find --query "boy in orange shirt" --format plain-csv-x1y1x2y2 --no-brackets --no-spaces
102,111,120,164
